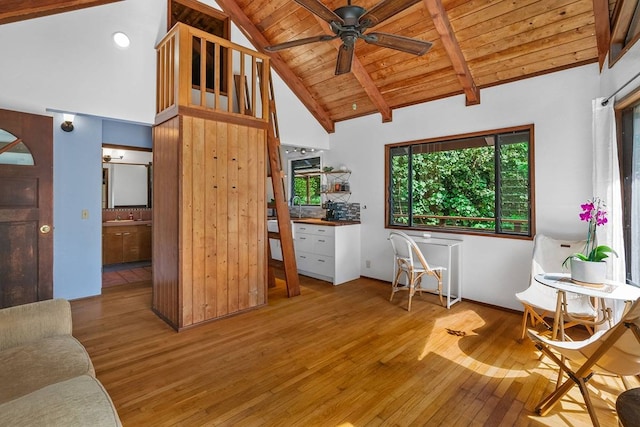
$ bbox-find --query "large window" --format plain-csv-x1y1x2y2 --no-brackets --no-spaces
620,99,640,285
386,125,534,237
291,157,321,206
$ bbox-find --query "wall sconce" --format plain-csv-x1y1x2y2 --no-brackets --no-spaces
61,113,75,132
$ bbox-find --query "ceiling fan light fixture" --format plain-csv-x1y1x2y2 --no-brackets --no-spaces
265,0,432,75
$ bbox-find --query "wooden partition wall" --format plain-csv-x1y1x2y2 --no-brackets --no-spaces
153,25,270,330
153,116,267,330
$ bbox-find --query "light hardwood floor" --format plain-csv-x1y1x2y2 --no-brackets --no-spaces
72,274,633,426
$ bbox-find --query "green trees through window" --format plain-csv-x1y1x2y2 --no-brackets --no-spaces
291,156,322,205
386,125,533,236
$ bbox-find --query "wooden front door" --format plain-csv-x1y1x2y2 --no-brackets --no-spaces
0,109,53,308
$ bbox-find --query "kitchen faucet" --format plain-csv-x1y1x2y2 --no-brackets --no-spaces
292,195,303,218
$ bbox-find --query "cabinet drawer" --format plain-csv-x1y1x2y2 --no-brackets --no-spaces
294,234,314,253
293,223,334,237
296,252,312,272
309,254,334,276
313,235,334,256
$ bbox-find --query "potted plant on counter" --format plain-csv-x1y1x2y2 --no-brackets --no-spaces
562,197,618,285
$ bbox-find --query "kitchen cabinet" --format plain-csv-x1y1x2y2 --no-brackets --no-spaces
102,223,152,265
293,222,360,285
268,220,283,261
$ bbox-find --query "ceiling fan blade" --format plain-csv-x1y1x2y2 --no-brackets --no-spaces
360,0,422,28
295,0,345,24
364,32,432,56
264,35,337,52
335,43,355,75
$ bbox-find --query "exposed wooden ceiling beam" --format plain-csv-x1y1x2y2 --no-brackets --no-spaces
215,0,335,133
311,15,392,123
591,0,611,71
422,0,480,106
0,0,121,25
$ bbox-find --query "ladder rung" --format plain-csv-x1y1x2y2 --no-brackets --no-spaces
268,231,281,240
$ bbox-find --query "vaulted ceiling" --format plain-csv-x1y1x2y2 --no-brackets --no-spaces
216,0,618,132
1,0,621,133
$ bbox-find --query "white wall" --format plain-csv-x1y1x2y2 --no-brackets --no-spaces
0,1,164,124
325,65,600,310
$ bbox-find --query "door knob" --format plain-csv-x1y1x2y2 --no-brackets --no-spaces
40,225,51,234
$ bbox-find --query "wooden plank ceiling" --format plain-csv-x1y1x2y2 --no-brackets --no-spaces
0,0,620,133
217,0,619,132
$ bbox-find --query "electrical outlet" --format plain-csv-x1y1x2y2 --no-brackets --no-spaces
365,260,371,268
81,209,89,220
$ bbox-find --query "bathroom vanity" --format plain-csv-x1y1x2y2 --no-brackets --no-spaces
102,220,152,265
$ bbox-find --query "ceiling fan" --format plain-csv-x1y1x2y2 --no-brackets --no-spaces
264,0,432,75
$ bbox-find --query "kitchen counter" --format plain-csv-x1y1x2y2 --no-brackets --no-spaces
103,220,152,227
292,218,360,226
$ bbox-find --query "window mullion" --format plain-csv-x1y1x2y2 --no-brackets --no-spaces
495,135,502,234
408,146,414,227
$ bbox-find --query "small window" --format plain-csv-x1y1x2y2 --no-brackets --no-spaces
0,129,34,165
386,125,534,237
291,156,321,206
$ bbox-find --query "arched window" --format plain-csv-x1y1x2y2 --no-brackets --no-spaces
0,128,34,165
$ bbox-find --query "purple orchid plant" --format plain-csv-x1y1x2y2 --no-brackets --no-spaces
563,197,618,267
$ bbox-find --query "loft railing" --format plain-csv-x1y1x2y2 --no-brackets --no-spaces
155,23,270,125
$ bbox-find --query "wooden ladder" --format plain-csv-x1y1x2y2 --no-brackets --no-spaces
264,64,300,297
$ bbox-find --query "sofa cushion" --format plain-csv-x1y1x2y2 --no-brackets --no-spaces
0,374,121,427
0,335,94,404
0,299,72,351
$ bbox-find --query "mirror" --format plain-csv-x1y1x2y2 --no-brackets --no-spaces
102,148,152,209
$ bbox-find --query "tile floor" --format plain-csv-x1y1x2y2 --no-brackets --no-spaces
102,262,152,288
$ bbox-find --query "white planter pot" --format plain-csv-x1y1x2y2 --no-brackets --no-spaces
570,258,607,284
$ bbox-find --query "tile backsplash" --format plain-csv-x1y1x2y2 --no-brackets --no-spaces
328,202,360,221
287,202,360,221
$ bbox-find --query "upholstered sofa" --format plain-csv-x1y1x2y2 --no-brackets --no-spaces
0,298,121,426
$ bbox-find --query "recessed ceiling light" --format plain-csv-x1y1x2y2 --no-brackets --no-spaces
113,32,130,49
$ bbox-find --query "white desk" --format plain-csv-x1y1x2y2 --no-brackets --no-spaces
413,236,463,309
534,273,640,340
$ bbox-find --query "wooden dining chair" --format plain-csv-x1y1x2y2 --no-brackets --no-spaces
527,297,640,427
515,234,597,340
388,231,446,311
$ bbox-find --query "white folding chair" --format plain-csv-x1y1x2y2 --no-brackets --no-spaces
389,231,446,311
527,298,640,427
515,234,597,340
